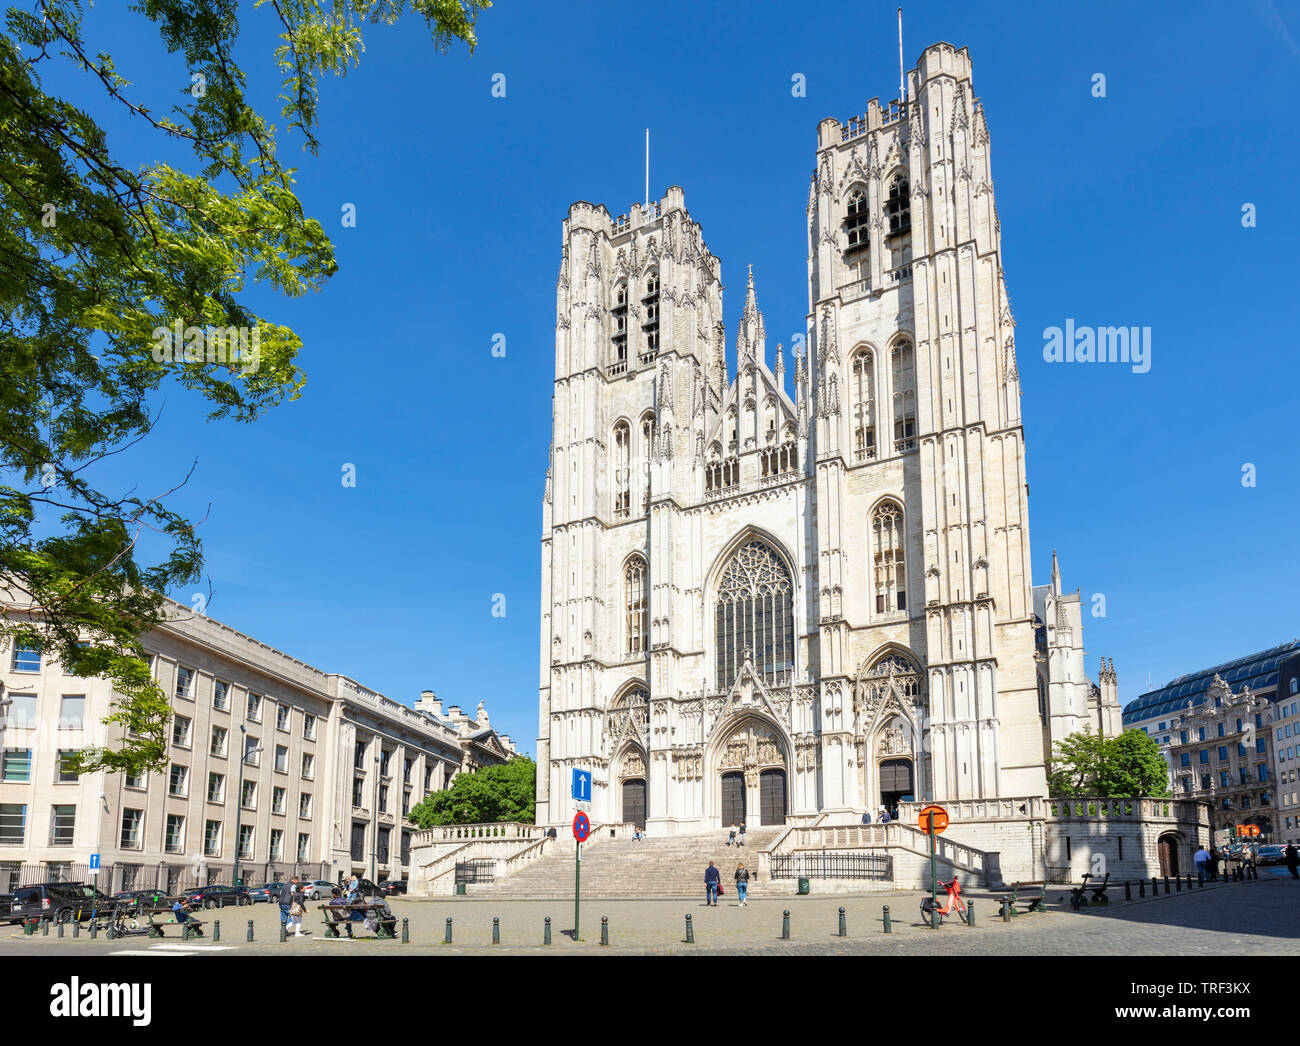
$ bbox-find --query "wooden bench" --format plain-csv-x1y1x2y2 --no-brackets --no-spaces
1069,872,1110,910
1000,881,1048,916
319,902,396,939
145,905,206,939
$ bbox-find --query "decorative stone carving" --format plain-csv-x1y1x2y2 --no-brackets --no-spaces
718,722,784,774
878,722,910,755
620,750,646,778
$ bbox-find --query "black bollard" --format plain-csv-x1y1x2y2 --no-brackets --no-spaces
1001,898,1010,922
782,909,790,939
1164,876,1170,895
601,916,609,946
280,921,287,943
1186,874,1192,890
492,917,500,944
402,917,409,944
838,907,847,938
1151,876,1158,895
1139,879,1146,897
882,905,891,933
90,918,97,940
42,918,49,936
445,917,453,944
247,919,254,942
544,916,551,945
1124,881,1132,901
57,920,64,938
685,913,694,944
213,920,220,943
968,901,975,927
73,919,79,938
1176,876,1182,893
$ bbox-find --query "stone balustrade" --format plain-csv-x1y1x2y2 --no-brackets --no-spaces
412,822,544,845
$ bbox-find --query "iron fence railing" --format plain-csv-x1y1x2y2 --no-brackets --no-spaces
769,852,892,881
0,860,329,895
454,859,497,885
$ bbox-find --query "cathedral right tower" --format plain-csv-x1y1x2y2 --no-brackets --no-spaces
806,42,1046,802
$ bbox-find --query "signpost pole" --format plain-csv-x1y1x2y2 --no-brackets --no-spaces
928,815,938,929
574,842,581,942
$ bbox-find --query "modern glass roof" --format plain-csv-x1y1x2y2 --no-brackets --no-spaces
1122,640,1300,725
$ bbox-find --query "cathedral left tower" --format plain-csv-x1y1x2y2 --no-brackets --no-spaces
536,188,726,828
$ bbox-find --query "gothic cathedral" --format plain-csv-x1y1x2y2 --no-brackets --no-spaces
536,42,1118,832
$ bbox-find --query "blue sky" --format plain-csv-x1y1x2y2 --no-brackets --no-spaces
44,0,1300,749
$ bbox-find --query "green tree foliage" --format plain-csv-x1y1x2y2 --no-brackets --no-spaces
0,0,487,773
407,758,536,827
1049,728,1172,799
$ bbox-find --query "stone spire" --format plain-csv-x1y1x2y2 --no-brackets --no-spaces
1050,549,1061,595
775,341,785,390
736,265,766,372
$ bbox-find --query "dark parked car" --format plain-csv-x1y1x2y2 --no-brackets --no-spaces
9,883,104,924
1256,844,1286,866
245,883,281,904
182,885,251,910
114,888,168,906
380,880,407,896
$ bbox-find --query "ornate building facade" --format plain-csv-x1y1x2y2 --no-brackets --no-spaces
536,42,1116,833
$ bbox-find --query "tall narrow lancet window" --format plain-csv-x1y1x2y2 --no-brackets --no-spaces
850,349,876,462
885,173,911,269
872,500,907,614
625,556,649,655
613,421,631,519
845,188,870,281
641,272,660,364
891,338,917,452
611,283,628,375
715,540,795,691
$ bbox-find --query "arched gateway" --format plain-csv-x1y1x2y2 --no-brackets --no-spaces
713,719,788,827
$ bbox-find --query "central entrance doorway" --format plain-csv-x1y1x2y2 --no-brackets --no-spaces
878,757,914,816
621,778,647,828
759,769,787,826
721,772,746,825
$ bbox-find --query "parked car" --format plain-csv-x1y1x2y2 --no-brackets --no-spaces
1256,844,1286,866
302,880,335,901
245,883,281,904
114,888,168,907
9,883,103,924
0,895,11,920
182,885,251,910
380,880,407,896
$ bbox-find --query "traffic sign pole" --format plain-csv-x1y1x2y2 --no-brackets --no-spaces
929,816,938,929
574,842,581,942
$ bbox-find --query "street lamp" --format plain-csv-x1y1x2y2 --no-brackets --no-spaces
231,724,263,889
371,747,381,882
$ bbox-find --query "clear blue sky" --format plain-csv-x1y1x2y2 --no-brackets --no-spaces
50,1,1300,749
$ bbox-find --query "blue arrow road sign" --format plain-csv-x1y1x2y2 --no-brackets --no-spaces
89,853,100,871
572,768,592,803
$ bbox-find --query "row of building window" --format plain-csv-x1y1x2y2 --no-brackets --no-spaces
609,273,660,374
1,749,79,784
850,339,917,461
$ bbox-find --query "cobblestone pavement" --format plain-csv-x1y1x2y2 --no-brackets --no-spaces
7,873,1298,956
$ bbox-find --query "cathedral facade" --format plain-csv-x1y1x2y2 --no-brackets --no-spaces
536,42,1113,833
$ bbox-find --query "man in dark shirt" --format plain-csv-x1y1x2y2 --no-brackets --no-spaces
704,862,720,906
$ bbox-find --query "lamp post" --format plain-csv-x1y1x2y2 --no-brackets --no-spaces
371,747,381,882
231,725,263,889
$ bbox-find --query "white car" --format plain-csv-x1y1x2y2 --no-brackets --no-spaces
303,880,336,900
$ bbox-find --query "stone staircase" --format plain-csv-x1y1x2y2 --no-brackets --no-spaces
470,828,792,899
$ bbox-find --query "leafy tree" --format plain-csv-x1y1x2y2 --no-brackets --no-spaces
1049,728,1171,799
408,758,536,827
0,0,488,773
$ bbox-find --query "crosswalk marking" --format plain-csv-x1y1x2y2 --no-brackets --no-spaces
110,943,235,955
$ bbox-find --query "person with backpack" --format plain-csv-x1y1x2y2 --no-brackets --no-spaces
287,877,307,937
704,862,720,906
734,863,751,907
277,878,295,928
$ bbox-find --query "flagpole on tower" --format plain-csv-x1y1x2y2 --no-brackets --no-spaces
645,128,650,208
898,7,905,103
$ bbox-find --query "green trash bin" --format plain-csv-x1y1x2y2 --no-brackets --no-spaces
797,877,810,895
456,883,466,896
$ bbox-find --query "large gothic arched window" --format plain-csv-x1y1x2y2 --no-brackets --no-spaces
891,338,916,452
715,540,795,691
612,421,631,519
850,349,876,462
625,555,648,655
872,499,907,614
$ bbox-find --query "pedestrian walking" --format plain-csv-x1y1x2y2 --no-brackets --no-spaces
861,810,872,825
1285,843,1299,880
277,877,294,927
1209,846,1221,881
704,861,720,906
737,822,746,847
287,876,307,937
734,864,750,907
727,822,737,847
878,805,891,824
1193,844,1211,885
